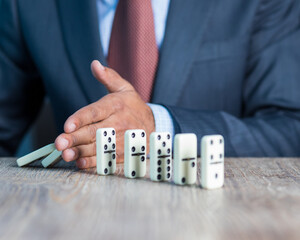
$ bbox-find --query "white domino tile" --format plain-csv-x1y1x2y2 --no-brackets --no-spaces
201,135,224,189
96,128,117,175
17,143,56,167
41,149,62,168
124,129,146,178
150,132,172,182
173,133,197,185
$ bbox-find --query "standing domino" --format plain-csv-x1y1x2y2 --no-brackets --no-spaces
124,129,146,178
174,134,197,185
96,128,116,175
150,132,172,182
201,135,224,189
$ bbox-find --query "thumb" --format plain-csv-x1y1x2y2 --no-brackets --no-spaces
91,60,133,93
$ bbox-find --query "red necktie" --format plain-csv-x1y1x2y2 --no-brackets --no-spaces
107,0,158,102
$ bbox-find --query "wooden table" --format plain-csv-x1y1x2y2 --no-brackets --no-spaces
0,158,299,240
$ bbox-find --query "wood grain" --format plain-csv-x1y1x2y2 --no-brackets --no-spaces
0,158,299,240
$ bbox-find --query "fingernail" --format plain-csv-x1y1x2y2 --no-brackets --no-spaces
97,61,105,71
77,159,86,168
67,123,76,132
65,149,75,160
59,138,69,150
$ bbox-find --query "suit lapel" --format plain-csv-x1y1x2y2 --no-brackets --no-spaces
151,0,215,105
56,0,107,103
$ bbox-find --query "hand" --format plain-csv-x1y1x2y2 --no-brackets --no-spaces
55,60,155,168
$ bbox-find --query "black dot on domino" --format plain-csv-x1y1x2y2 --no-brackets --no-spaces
112,143,115,149
158,167,161,173
141,146,145,151
167,148,170,154
220,153,223,158
104,168,108,174
182,177,186,183
108,161,112,167
104,145,108,150
112,130,115,135
219,138,222,144
141,156,145,161
112,154,116,159
191,162,195,168
141,132,145,137
157,174,161,180
132,171,136,177
210,155,213,160
162,142,166,147
157,135,161,140
167,173,171,179
158,149,161,155
132,147,135,152
108,137,111,143
210,140,213,145
167,159,170,164
104,131,107,136
157,160,161,165
215,173,218,179
167,166,170,171
132,133,135,138
167,134,170,139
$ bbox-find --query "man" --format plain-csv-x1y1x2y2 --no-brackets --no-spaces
1,0,300,168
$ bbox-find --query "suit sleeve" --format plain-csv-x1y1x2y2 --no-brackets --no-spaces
165,0,300,157
0,0,45,156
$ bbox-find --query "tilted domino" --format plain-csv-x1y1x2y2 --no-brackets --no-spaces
17,143,56,167
173,133,197,185
41,149,62,168
96,128,117,175
201,135,224,189
124,129,146,178
150,132,172,182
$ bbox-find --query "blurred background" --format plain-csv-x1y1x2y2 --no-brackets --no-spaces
16,99,57,157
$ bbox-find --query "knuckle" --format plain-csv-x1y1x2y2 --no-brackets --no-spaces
90,106,99,121
71,134,77,146
87,124,97,141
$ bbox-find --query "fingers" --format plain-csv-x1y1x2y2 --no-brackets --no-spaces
56,121,105,150
91,60,134,93
57,112,129,151
62,143,96,162
57,122,126,165
76,156,96,169
64,97,114,133
116,153,124,164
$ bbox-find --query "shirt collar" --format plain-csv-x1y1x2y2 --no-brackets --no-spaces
100,0,118,7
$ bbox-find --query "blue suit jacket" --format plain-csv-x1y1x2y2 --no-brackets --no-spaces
0,0,300,157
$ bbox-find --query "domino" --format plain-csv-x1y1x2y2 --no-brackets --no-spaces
17,143,56,167
41,149,62,168
124,129,146,178
201,135,224,189
173,133,197,185
150,132,172,182
96,128,116,175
